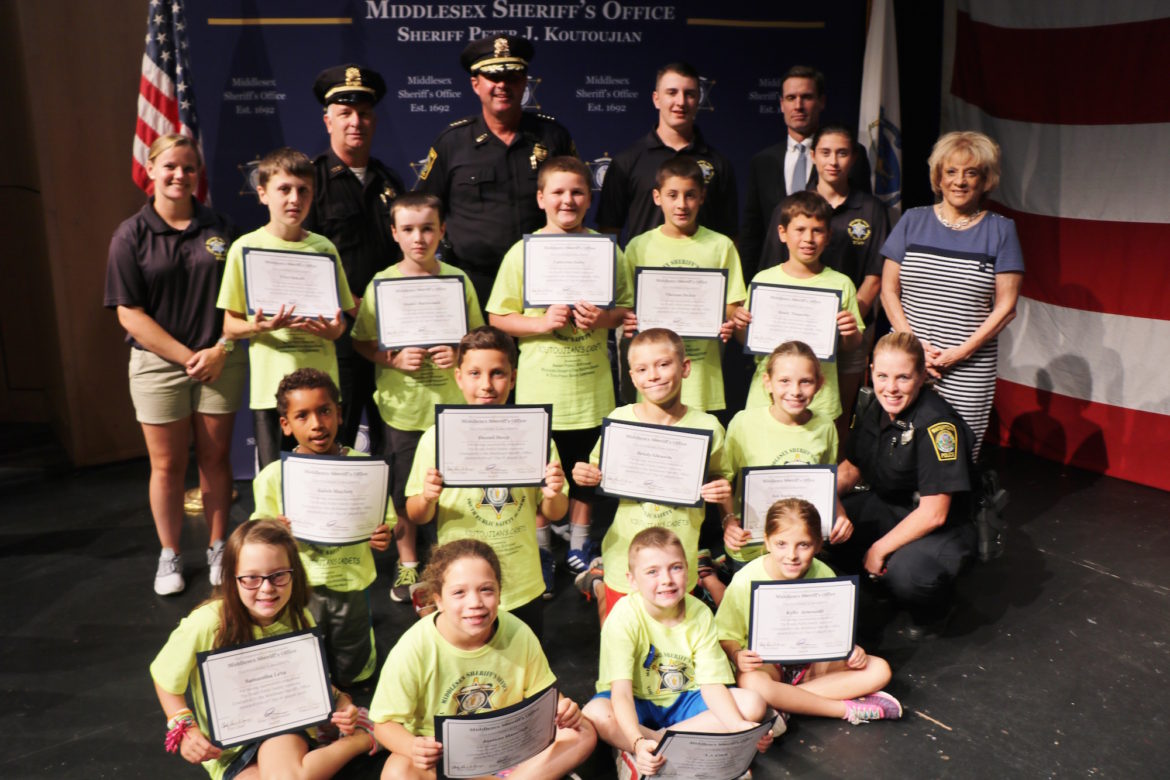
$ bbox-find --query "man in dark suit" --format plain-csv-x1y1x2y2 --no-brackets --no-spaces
741,65,871,280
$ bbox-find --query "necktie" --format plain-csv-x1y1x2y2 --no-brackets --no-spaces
791,143,807,193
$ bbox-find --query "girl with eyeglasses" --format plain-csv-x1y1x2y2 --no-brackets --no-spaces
150,520,377,779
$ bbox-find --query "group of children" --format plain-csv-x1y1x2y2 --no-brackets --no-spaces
153,136,903,778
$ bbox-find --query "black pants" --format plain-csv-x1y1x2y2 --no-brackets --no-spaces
336,333,382,454
833,491,975,620
252,409,294,472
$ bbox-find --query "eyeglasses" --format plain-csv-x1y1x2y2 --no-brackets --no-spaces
236,570,294,590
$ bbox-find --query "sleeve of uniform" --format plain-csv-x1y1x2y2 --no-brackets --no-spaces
723,413,745,478
554,122,577,159
824,419,840,464
614,246,634,308
216,240,248,313
840,277,863,333
723,240,747,304
250,461,283,520
691,603,735,685
917,410,974,496
463,272,486,328
350,279,379,341
150,605,219,695
484,240,526,315
368,626,425,728
714,573,749,647
596,599,639,688
878,208,911,263
518,621,558,694
404,427,436,498
302,160,327,234
414,135,449,198
104,226,145,309
595,154,630,231
707,420,732,483
995,218,1026,274
713,158,739,239
861,201,892,278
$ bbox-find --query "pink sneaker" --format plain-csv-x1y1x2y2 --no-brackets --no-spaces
843,691,903,724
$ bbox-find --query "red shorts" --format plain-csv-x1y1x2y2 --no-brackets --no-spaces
603,583,628,619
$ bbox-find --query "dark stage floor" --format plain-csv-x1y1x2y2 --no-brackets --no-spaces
2,443,1168,779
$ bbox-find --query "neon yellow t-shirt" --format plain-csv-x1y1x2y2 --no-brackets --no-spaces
368,611,556,736
406,427,565,610
714,555,837,650
592,404,731,593
744,264,861,421
351,262,484,431
625,226,747,412
596,592,734,705
485,229,633,430
150,601,316,780
724,405,838,563
251,449,395,591
216,228,356,409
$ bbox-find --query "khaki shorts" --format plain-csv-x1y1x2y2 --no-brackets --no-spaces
128,347,246,424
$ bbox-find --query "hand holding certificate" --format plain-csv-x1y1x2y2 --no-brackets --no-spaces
597,419,712,507
522,233,617,308
243,248,342,320
648,719,776,780
281,453,390,546
374,276,468,350
744,282,842,360
435,405,551,487
634,268,727,340
435,686,558,780
741,465,837,541
198,629,333,748
748,577,859,664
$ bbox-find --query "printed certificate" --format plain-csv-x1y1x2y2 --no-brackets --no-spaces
635,267,727,340
744,282,842,361
522,233,617,308
748,577,858,664
597,419,712,507
741,465,837,542
435,685,558,780
242,247,341,320
281,453,390,546
373,276,468,350
198,629,333,749
649,718,775,779
435,405,551,487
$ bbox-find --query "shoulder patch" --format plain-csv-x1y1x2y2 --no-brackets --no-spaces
927,422,958,462
448,116,474,128
536,113,558,122
418,148,437,182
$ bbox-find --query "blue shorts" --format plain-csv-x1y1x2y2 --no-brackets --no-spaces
592,688,709,730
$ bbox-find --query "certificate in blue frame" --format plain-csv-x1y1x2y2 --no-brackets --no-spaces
279,451,390,546
372,275,469,351
596,418,713,508
434,404,552,488
634,266,728,340
241,246,342,320
746,575,859,665
742,281,843,361
521,232,617,309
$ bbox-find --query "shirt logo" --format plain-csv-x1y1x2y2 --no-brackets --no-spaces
847,218,872,245
417,148,437,182
205,236,227,261
478,487,517,518
696,159,715,184
655,658,692,693
928,422,958,461
454,681,496,714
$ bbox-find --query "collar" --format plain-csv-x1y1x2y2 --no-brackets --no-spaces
788,136,812,154
878,389,927,432
142,197,214,234
648,125,709,154
323,147,381,181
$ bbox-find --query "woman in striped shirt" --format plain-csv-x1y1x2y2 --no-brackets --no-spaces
879,131,1024,456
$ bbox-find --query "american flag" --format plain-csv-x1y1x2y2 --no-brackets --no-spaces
132,0,208,202
944,0,1170,491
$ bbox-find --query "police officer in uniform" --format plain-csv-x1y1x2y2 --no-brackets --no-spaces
305,64,405,452
415,35,576,307
833,332,977,640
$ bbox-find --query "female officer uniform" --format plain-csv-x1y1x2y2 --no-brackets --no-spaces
837,386,978,630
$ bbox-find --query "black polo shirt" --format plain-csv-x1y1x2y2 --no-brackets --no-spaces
415,112,576,276
596,126,738,245
104,198,236,351
303,150,405,297
845,386,975,521
758,189,891,312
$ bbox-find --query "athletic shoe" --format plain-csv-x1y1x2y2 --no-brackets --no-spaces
206,540,225,587
842,691,903,724
390,564,418,603
565,540,598,575
574,557,604,602
154,549,185,596
410,582,435,617
540,548,556,600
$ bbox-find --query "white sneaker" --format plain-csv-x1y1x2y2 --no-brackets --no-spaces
154,548,185,595
207,540,225,587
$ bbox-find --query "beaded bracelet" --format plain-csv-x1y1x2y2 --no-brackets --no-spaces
165,709,196,753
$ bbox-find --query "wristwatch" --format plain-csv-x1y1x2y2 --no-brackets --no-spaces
216,337,235,354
